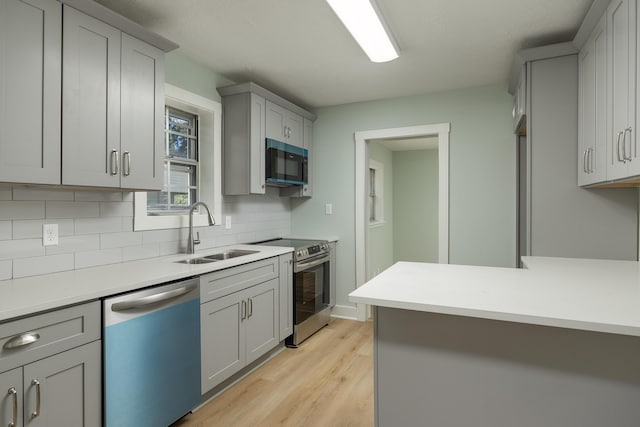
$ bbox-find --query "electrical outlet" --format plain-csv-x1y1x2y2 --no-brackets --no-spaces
325,204,333,215
225,216,232,230
43,224,58,246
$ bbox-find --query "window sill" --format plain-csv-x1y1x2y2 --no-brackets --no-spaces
368,220,386,229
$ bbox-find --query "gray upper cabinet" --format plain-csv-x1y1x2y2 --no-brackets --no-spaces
280,117,313,198
0,0,61,185
62,6,164,191
120,34,164,190
578,13,607,186
222,92,266,195
266,101,303,147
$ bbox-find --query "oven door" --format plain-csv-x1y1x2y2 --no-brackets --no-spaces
293,254,330,325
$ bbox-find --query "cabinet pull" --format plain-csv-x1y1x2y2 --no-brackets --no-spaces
31,379,41,419
241,300,246,321
123,151,131,176
3,332,40,350
624,127,633,161
616,131,625,162
8,387,18,427
248,298,253,318
583,149,588,173
110,149,119,175
588,148,594,174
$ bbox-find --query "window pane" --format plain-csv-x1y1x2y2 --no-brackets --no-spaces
168,133,197,160
168,114,191,135
147,162,197,212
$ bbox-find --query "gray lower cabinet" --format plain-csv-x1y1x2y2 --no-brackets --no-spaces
0,0,61,185
201,278,279,394
62,5,164,191
0,301,101,427
278,253,293,340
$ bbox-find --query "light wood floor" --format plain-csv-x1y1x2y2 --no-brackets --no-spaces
175,318,374,427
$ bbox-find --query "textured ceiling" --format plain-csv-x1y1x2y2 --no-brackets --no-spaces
95,0,593,109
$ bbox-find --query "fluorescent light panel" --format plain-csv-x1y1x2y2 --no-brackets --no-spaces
326,0,399,63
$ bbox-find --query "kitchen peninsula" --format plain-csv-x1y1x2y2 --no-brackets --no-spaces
349,257,640,427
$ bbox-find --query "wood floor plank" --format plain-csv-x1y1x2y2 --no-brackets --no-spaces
175,318,373,427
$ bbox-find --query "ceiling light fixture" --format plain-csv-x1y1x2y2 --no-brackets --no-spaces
326,0,399,63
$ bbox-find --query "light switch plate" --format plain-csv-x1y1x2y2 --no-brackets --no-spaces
43,224,58,246
225,216,232,230
325,204,333,215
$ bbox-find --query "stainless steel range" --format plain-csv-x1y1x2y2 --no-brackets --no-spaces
255,238,331,346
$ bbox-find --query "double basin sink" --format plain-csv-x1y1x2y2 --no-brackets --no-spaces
176,249,258,265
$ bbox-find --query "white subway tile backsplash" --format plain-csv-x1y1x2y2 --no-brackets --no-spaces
13,254,74,278
47,201,99,219
75,217,122,235
12,188,74,201
0,221,11,240
122,244,160,262
159,241,183,256
122,192,134,202
74,191,123,202
13,219,74,239
0,260,11,280
142,229,182,244
0,189,11,201
0,239,45,261
122,217,134,232
45,235,100,255
100,202,133,217
101,232,143,249
75,248,123,269
0,201,45,220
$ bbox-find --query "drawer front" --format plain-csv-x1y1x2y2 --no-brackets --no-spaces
0,301,101,373
200,257,278,303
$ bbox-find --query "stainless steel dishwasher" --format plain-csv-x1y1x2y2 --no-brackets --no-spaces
103,277,201,427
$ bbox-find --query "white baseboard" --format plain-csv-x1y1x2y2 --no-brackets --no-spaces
330,304,359,320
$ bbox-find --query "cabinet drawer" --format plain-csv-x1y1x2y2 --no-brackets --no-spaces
0,301,100,374
200,257,278,303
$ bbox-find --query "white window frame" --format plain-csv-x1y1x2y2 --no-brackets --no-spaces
134,84,222,231
368,159,385,227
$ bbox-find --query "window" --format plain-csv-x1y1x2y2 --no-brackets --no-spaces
147,107,199,213
368,160,384,226
134,84,222,231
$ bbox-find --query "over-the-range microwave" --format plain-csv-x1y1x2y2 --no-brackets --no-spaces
265,138,308,186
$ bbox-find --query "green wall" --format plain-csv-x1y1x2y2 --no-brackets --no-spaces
366,142,394,279
393,149,439,263
291,83,515,309
165,50,235,102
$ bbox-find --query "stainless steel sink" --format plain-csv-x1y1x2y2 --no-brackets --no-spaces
202,250,259,261
176,258,217,264
175,250,258,264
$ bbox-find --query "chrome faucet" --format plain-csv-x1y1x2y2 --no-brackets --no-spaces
187,201,215,254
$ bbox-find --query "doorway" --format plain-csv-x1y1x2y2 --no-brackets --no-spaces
354,123,450,321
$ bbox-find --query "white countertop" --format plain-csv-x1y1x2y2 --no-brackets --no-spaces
349,257,640,337
0,244,292,322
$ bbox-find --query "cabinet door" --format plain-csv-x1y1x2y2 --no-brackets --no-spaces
266,100,287,141
607,0,636,180
0,0,61,185
201,293,245,393
279,253,293,341
301,118,313,196
62,6,121,187
245,279,279,365
285,111,303,147
23,341,101,427
249,93,267,194
0,368,22,427
120,34,165,191
579,14,607,186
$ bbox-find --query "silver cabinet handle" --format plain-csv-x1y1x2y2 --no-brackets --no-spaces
283,125,287,138
617,131,624,162
123,151,131,176
110,149,119,175
111,284,197,311
588,148,594,173
241,300,246,321
248,298,253,318
4,332,40,350
583,149,588,173
8,387,18,427
31,379,41,419
624,127,633,161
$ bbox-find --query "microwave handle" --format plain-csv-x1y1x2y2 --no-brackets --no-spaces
294,254,330,272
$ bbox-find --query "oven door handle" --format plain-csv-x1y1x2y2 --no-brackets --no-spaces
295,254,330,272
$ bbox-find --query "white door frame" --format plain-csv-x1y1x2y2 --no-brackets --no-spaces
354,123,450,321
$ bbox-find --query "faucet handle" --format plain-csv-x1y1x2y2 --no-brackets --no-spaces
194,232,201,246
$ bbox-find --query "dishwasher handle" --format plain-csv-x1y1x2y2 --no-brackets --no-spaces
111,284,197,312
